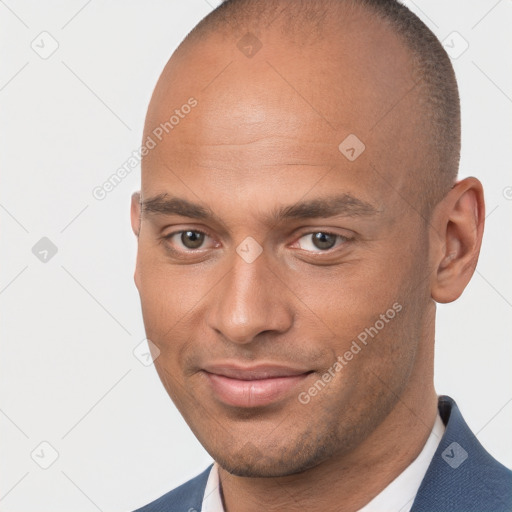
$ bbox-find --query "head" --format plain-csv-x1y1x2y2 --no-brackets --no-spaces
131,0,484,478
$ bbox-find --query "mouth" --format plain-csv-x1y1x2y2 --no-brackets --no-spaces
201,363,314,408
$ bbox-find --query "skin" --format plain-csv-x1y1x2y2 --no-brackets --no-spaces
130,9,485,512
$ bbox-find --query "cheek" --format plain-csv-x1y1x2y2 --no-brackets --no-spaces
136,249,217,351
286,259,405,342
136,246,183,340
284,236,426,375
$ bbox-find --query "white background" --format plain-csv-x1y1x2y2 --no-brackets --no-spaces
1,1,511,511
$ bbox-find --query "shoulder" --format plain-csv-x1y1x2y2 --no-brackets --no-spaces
133,464,213,512
412,396,512,512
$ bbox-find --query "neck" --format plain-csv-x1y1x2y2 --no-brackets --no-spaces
218,310,438,511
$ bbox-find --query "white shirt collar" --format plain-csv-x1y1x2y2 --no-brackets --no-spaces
357,412,445,512
201,458,224,512
202,413,445,512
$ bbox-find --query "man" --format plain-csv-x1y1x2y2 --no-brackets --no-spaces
130,0,512,510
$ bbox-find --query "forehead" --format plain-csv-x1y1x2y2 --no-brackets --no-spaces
148,20,416,122
142,21,424,214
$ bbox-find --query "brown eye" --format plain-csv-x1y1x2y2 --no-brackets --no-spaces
311,232,337,250
180,230,205,249
296,232,344,252
161,229,217,255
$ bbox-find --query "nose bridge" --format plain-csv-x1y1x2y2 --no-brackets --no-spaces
209,248,292,344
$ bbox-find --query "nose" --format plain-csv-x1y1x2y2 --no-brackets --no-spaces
207,248,293,345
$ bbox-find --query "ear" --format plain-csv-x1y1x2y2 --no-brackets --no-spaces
131,191,141,237
430,177,485,303
130,191,142,290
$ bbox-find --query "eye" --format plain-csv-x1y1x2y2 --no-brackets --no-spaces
295,232,349,252
163,230,213,251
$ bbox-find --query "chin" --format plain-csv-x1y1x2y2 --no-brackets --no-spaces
219,458,319,478
212,433,341,478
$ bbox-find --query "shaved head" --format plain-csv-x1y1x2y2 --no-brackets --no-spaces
168,0,460,216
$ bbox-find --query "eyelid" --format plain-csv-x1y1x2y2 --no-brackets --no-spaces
292,231,351,252
162,229,216,247
163,228,209,239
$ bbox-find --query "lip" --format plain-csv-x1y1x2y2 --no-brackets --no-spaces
202,363,313,408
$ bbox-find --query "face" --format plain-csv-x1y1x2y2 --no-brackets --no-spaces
132,19,436,477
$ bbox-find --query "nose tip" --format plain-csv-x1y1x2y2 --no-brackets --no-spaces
207,254,293,345
212,289,284,344
215,318,270,345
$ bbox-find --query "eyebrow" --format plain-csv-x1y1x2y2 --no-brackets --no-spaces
141,193,380,224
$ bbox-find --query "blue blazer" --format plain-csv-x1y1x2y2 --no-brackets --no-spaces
134,396,512,511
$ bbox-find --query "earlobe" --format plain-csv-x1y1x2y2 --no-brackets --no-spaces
131,191,141,237
430,177,485,304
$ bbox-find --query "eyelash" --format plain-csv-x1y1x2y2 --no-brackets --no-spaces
160,229,351,256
